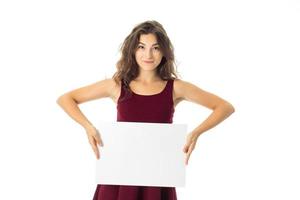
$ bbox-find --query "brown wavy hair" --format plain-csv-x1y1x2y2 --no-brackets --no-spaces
112,20,180,101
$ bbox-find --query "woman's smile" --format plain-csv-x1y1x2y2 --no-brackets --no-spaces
143,60,154,64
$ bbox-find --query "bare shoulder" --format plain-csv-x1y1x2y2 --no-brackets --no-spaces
64,78,120,104
173,79,184,103
173,78,190,106
173,78,186,99
173,78,196,100
173,78,229,110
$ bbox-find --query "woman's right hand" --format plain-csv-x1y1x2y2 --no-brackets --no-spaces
85,125,104,159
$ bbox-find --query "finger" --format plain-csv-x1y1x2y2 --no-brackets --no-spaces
183,136,196,152
188,142,196,152
93,145,100,159
183,144,189,153
185,155,188,165
185,152,191,165
95,130,104,147
94,133,101,146
98,135,104,147
94,146,100,159
90,140,100,159
87,134,100,159
183,142,193,153
99,139,104,147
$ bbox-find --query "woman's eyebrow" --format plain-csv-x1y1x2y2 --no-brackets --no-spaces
138,42,159,46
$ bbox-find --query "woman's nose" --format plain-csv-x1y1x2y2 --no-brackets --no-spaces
145,49,153,58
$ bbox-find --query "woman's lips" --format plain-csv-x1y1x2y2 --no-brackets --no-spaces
143,60,154,63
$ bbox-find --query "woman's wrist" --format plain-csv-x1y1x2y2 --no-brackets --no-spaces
83,122,95,130
190,132,200,142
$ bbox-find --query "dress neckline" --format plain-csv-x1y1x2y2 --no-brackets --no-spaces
130,80,169,97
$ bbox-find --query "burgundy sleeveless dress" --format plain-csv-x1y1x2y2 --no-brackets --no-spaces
92,79,177,200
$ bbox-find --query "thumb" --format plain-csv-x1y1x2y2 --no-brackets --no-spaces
183,144,189,153
94,130,103,147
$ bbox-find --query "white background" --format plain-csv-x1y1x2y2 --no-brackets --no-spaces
0,0,299,199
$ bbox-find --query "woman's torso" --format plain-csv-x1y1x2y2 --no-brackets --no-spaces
109,78,184,107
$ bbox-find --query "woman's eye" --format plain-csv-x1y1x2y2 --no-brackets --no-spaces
137,46,160,51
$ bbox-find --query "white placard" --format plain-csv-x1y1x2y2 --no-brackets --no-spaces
95,121,187,187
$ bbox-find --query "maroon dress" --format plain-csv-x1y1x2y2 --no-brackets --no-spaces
92,78,177,200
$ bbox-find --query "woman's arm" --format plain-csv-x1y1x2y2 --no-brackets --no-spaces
56,93,94,129
56,78,117,129
175,79,235,141
175,79,235,165
56,78,117,159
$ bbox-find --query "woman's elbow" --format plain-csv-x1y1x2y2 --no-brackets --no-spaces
56,93,73,105
224,102,235,115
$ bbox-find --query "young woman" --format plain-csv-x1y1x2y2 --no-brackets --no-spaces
57,20,234,200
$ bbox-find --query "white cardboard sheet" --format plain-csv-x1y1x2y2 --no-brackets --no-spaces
95,121,187,187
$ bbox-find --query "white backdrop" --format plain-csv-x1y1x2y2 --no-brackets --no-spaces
0,0,299,199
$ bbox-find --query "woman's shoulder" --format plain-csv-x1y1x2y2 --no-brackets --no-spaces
91,77,121,95
65,78,121,104
173,78,189,102
173,78,189,95
103,78,122,102
173,78,205,101
173,78,200,91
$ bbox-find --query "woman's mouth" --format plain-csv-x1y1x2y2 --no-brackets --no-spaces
143,60,154,64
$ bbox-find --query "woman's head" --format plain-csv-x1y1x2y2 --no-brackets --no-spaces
134,33,164,73
113,20,179,87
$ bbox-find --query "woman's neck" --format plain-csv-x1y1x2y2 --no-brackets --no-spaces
135,71,161,83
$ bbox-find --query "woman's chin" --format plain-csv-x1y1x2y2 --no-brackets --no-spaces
139,65,157,71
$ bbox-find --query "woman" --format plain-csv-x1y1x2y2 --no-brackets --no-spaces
57,20,234,200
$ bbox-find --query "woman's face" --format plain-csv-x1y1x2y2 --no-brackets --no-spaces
135,33,163,72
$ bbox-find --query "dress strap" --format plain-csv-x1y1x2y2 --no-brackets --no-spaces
166,79,174,92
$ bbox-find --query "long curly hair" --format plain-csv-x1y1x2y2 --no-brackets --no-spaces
112,20,180,101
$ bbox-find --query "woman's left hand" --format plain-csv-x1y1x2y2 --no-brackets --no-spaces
182,133,198,165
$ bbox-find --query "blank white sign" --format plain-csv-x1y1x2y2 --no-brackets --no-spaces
95,121,187,187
